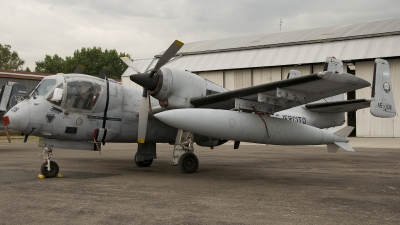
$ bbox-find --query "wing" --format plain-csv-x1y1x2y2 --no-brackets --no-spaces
190,71,370,113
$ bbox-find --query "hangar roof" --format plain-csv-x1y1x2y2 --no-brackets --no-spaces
165,18,400,56
123,18,400,75
0,70,49,81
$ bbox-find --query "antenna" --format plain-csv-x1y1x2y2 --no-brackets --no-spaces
279,18,283,32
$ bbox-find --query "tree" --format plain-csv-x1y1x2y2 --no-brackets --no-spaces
0,44,25,70
35,54,65,74
35,47,130,79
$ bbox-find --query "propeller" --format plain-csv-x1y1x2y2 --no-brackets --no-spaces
74,65,86,74
4,125,11,143
2,116,11,143
121,40,184,144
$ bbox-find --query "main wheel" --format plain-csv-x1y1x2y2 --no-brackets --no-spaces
135,153,153,167
178,152,199,173
40,161,59,178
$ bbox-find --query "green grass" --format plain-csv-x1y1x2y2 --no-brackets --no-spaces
0,136,40,143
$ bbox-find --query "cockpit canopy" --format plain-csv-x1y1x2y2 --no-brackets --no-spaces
34,79,57,96
32,75,104,112
64,80,102,110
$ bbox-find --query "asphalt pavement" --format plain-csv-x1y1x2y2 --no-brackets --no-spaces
0,138,399,224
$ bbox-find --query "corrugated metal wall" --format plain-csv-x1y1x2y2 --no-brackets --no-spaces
253,67,281,86
224,69,252,90
282,65,312,79
313,64,324,73
197,71,223,87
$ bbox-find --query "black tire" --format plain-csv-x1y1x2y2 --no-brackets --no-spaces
178,152,199,173
135,153,153,167
40,161,59,178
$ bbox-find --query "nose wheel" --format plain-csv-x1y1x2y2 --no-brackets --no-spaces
38,148,60,178
40,161,59,178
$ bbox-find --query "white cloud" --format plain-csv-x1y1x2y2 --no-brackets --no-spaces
0,0,399,71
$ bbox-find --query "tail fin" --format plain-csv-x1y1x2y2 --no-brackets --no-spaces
370,59,396,118
321,57,345,103
287,70,301,79
323,57,343,73
327,126,355,153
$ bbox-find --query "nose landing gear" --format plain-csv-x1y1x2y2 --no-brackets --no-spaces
38,148,59,178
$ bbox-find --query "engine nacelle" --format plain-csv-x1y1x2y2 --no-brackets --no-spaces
148,68,225,109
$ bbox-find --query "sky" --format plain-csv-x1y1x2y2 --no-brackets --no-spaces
1,0,400,71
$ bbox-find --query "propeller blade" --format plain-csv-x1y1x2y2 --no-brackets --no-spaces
120,57,141,74
99,70,108,79
4,125,11,143
74,65,86,74
137,96,149,144
152,40,184,73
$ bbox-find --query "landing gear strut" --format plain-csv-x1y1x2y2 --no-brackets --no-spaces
173,130,199,173
38,148,59,178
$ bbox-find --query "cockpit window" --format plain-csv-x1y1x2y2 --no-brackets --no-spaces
33,79,57,96
65,81,101,110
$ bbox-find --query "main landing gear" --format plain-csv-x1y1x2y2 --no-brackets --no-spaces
38,148,59,178
134,152,153,167
173,130,199,173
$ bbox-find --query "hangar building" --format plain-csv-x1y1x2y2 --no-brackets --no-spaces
0,70,49,133
122,18,400,137
0,70,48,94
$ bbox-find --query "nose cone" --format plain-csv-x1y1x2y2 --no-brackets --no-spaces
155,109,185,128
4,100,30,132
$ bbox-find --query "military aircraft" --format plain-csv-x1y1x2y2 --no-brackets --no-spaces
2,40,396,178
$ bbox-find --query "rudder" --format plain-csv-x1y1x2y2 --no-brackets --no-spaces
370,59,396,118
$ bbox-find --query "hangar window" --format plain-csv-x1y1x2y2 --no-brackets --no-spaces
65,81,102,111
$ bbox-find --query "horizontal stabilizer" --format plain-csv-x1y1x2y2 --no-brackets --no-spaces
305,99,371,113
287,70,301,79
